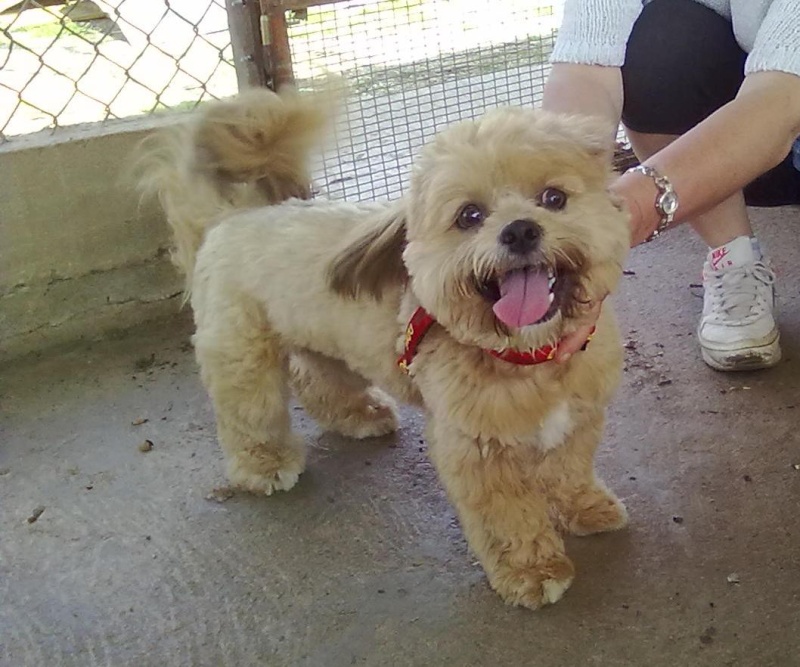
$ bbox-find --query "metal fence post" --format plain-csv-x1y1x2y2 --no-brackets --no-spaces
225,0,270,88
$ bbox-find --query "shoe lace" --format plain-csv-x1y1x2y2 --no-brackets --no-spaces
704,261,775,325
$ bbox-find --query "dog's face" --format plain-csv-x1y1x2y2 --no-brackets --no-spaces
402,108,630,351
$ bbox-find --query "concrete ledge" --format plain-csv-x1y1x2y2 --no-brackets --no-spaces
1,252,184,361
1,115,186,362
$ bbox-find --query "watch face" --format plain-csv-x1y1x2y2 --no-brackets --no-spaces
660,191,679,215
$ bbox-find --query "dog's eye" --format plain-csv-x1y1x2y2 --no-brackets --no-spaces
538,187,568,211
455,203,486,230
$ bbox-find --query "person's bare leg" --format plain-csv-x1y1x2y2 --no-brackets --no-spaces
625,127,780,372
626,129,753,246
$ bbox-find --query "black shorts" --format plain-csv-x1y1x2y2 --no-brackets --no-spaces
620,0,800,207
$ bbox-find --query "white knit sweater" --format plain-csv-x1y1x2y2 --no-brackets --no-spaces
550,0,800,77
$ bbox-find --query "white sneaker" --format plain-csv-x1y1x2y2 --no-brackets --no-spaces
697,236,781,371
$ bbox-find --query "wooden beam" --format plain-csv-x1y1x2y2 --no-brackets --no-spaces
225,0,269,89
259,0,295,89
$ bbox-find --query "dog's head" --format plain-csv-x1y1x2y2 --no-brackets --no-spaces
328,107,630,352
401,107,630,351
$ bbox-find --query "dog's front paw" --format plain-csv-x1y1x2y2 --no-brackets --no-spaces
488,553,575,610
225,435,306,495
564,487,628,536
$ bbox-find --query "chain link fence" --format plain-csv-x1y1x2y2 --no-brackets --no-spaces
2,1,632,198
2,0,569,197
0,0,236,141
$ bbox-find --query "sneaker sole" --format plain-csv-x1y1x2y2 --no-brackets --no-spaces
700,335,781,372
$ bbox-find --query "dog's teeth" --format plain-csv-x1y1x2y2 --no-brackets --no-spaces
547,274,556,289
548,292,555,304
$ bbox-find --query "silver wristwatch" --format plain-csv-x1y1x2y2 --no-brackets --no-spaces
626,165,679,242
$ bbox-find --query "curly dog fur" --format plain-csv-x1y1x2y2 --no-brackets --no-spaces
138,85,631,609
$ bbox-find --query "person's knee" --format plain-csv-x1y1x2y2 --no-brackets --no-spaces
621,0,746,134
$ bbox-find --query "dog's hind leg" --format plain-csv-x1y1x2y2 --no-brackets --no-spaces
290,350,399,439
194,293,306,495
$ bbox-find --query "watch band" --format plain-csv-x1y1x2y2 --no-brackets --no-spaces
626,164,679,242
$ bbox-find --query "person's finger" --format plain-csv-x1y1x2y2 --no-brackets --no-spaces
555,323,595,362
555,301,603,362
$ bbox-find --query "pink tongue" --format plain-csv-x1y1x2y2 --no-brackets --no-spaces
492,268,552,328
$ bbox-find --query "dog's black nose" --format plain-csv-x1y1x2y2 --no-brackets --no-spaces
498,219,542,255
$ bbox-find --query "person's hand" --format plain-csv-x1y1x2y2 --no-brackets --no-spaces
610,171,661,247
555,299,604,363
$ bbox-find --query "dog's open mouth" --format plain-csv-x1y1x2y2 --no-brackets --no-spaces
478,265,563,329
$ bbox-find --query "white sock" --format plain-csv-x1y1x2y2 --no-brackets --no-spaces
750,236,763,261
707,236,757,271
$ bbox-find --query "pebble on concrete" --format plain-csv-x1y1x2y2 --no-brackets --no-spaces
26,506,46,524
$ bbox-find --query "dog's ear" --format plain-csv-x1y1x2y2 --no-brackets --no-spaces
563,114,616,164
534,111,616,165
327,203,408,301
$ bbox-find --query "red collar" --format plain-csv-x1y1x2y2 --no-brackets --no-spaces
397,306,594,372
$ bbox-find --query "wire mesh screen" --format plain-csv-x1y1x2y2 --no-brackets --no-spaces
288,0,563,202
0,0,236,141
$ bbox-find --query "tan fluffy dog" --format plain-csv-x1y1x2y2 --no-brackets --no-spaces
139,86,631,609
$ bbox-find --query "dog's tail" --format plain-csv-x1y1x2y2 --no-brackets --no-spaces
135,85,337,287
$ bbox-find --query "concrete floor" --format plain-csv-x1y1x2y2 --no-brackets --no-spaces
2,209,800,667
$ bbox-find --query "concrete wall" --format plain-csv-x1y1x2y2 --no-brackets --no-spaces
0,63,551,364
1,116,185,363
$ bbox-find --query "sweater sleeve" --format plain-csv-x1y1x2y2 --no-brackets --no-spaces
745,0,800,77
549,0,643,67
